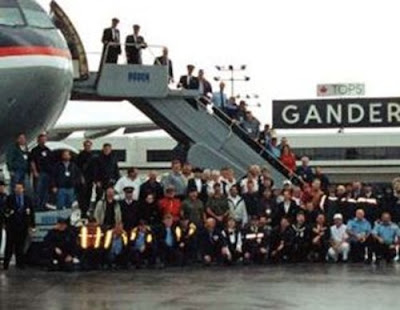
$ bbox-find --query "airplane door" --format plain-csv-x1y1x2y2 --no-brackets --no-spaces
50,1,89,80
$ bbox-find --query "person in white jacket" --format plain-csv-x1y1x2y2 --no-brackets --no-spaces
227,185,248,227
114,168,142,201
328,213,350,262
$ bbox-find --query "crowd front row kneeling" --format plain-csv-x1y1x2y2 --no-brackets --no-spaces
2,180,399,271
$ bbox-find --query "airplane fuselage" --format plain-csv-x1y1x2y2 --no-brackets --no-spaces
0,0,73,155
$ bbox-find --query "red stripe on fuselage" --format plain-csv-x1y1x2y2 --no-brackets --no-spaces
0,46,71,58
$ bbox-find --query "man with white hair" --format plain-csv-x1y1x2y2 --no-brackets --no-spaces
206,169,221,196
240,165,261,194
328,213,350,262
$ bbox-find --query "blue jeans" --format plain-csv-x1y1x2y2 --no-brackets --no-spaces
56,188,75,210
36,173,50,209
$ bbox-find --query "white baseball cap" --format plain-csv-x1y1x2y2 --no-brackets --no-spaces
333,213,343,220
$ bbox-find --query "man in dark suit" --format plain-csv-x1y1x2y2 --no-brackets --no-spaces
178,64,199,90
76,140,96,216
187,168,208,204
275,189,299,225
3,183,35,270
125,24,147,65
94,143,120,201
154,47,174,83
198,69,213,97
101,18,121,64
139,171,164,201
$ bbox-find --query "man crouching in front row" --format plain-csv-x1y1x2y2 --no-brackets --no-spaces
44,218,79,271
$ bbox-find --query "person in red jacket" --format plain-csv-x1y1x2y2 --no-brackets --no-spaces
158,186,182,222
280,145,297,173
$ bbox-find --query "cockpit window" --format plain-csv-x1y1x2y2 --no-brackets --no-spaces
18,0,55,29
0,8,25,26
22,9,55,29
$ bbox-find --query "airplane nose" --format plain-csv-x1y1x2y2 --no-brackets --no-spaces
0,29,73,155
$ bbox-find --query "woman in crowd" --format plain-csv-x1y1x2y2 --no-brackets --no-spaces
280,145,297,174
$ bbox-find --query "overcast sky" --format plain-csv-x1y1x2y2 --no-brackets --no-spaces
37,0,400,130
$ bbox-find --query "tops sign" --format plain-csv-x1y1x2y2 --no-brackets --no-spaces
317,83,365,97
272,98,400,129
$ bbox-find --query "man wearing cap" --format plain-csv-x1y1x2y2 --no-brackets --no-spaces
125,24,147,65
178,65,199,90
181,188,205,228
114,168,142,201
328,213,350,262
346,209,372,263
43,218,77,271
120,186,140,231
102,18,121,63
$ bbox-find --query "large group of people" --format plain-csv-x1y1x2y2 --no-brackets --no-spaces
0,19,398,271
1,131,400,271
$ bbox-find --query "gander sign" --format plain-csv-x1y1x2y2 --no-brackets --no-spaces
273,98,400,129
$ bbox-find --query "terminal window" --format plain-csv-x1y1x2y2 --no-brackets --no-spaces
294,147,400,161
147,150,174,162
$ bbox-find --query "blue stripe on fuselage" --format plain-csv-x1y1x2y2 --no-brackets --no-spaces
0,25,68,50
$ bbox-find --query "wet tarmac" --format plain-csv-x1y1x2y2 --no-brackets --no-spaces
1,264,399,310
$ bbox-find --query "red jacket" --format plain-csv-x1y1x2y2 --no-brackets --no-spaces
280,153,296,172
158,197,182,222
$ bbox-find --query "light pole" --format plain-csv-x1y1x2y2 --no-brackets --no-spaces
236,94,261,107
214,65,250,98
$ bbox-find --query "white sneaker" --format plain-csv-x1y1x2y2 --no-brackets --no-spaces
45,204,57,211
